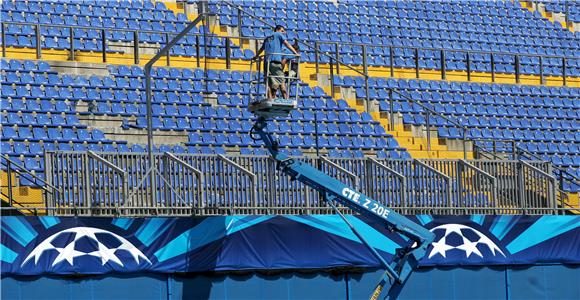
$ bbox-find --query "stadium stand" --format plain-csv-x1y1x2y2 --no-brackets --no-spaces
0,0,578,213
522,0,579,31
0,58,407,156
334,75,579,190
208,0,580,79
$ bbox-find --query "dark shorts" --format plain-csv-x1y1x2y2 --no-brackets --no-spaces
264,61,284,90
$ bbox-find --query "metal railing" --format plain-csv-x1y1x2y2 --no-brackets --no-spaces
1,155,59,215
216,0,578,85
0,19,249,69
472,139,580,194
13,151,571,216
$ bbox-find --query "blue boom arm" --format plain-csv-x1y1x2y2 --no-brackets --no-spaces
251,117,435,299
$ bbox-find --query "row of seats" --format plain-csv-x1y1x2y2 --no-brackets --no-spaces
1,126,109,143
209,0,580,74
335,75,579,96
1,0,243,54
1,59,411,183
2,112,81,126
541,0,580,22
338,75,579,176
4,1,579,77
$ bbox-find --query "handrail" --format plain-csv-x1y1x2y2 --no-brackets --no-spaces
218,0,368,77
366,157,407,211
310,39,579,60
519,160,557,181
321,156,360,189
164,152,203,177
413,158,452,206
3,13,577,75
215,1,579,60
367,157,405,180
162,152,204,208
414,159,452,181
389,88,466,129
1,155,59,192
87,151,126,175
459,159,496,182
302,40,367,76
515,145,580,182
519,159,558,212
472,139,515,160
217,154,256,179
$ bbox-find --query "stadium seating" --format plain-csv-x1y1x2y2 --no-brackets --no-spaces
2,0,579,77
333,75,580,190
0,0,253,59
540,0,580,23
1,58,412,186
209,0,580,76
0,0,578,202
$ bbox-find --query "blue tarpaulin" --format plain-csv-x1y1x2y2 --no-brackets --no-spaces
2,215,579,275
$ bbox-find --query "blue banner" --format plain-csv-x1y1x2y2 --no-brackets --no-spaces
2,215,579,275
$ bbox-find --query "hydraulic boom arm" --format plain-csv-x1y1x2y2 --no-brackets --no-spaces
251,117,435,299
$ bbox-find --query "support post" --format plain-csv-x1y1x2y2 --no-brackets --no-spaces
69,26,75,61
466,51,471,81
134,30,140,65
440,50,446,80
329,56,335,98
225,37,231,69
389,46,394,77
314,112,320,157
35,24,41,59
314,41,320,74
426,111,431,151
389,89,395,131
362,45,370,112
165,33,170,66
6,159,13,206
562,57,567,86
462,128,467,160
515,54,520,84
144,14,208,207
1,23,5,57
539,55,543,85
195,35,200,68
414,48,419,78
334,42,340,74
517,161,526,214
237,7,242,32
490,53,495,82
101,29,107,63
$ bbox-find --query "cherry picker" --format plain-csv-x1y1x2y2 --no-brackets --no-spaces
248,54,435,299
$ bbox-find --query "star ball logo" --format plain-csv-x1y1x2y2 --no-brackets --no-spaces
22,227,151,268
428,224,506,259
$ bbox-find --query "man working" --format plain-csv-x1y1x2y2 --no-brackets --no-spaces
253,25,299,100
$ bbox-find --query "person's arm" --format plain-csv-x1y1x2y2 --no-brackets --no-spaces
284,40,298,55
253,42,265,60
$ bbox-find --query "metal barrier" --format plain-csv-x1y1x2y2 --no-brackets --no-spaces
31,152,575,216
2,11,577,84
1,155,58,215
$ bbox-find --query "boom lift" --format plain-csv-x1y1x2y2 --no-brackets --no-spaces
248,55,435,299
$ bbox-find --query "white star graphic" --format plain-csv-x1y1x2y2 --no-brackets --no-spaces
428,239,455,258
117,242,151,264
443,225,464,237
22,227,151,268
427,224,507,260
88,242,124,266
456,237,483,258
52,242,87,266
